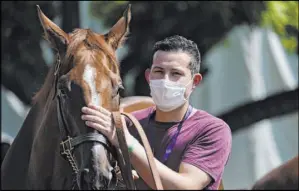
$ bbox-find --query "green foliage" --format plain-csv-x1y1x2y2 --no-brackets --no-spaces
260,1,298,53
2,1,80,105
89,1,128,21
1,1,58,105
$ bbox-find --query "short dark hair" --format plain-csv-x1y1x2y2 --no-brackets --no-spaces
152,35,201,75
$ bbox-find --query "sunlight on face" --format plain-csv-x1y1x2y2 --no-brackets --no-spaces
150,50,193,84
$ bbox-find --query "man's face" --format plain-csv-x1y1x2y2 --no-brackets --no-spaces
145,50,202,98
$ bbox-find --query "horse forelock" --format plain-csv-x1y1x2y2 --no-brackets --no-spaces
67,29,121,107
67,29,119,74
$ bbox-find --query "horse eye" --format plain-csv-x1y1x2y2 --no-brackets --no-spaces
60,88,67,95
57,75,70,96
58,84,69,96
112,84,124,98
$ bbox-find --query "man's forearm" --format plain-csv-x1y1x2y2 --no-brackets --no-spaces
126,135,196,190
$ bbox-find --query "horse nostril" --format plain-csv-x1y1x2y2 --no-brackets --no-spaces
82,168,90,181
78,168,93,189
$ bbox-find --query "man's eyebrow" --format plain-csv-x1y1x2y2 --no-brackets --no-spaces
152,66,164,70
171,67,184,71
171,67,185,72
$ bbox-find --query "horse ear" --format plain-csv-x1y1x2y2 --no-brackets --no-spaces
105,4,131,50
36,5,69,55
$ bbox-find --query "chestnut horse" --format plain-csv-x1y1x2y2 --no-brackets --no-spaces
2,5,132,190
251,155,298,190
1,3,296,190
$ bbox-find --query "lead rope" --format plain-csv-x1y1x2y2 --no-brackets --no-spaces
119,112,164,190
71,175,78,190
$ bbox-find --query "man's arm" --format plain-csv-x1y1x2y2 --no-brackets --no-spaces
81,105,231,190
126,121,232,190
126,134,212,190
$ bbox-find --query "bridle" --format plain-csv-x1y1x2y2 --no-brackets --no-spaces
53,55,163,190
57,90,120,190
53,56,119,190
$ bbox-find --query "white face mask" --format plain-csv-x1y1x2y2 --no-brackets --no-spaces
149,78,193,112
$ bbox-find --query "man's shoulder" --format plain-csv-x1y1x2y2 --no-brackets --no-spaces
181,108,232,190
190,108,231,136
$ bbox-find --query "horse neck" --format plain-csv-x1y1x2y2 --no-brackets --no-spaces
1,98,73,189
27,98,74,189
1,101,45,189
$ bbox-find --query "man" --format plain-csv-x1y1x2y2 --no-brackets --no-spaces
81,35,232,190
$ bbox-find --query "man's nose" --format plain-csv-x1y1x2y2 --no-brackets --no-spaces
162,73,171,81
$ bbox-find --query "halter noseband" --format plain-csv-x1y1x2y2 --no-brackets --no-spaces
53,56,119,190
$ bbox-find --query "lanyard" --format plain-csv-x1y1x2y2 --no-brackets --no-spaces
148,105,193,164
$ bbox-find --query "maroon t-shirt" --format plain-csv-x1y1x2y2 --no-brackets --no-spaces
126,106,232,190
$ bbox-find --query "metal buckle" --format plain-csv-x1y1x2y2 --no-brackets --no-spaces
60,136,73,155
115,165,123,181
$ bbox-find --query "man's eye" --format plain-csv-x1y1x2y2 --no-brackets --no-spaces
154,70,163,73
173,72,181,76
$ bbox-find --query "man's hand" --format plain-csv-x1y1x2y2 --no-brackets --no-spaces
81,104,130,147
81,105,216,190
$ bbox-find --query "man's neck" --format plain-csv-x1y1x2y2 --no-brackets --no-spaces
154,102,190,123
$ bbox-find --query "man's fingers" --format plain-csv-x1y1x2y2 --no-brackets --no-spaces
85,121,103,131
82,115,109,127
85,121,109,134
88,104,111,116
82,107,110,120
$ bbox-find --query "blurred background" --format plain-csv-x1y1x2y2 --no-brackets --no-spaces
1,1,298,189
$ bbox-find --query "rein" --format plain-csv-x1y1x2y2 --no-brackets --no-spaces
111,111,164,190
56,89,118,190
53,57,118,190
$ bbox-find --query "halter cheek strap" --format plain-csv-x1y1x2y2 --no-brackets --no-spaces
56,89,119,189
53,55,160,190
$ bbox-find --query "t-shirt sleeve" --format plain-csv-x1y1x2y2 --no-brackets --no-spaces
181,121,232,184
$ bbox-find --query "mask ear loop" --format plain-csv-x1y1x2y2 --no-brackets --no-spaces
185,77,194,87
184,76,195,101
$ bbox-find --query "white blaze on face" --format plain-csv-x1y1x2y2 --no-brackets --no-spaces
83,64,101,106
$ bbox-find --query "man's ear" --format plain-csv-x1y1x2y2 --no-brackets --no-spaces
145,68,151,84
36,5,69,55
105,4,131,50
192,73,202,89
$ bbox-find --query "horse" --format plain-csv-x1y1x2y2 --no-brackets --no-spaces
251,155,298,190
1,134,14,164
2,4,295,191
1,4,132,190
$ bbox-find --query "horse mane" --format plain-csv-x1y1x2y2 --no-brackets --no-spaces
32,29,120,105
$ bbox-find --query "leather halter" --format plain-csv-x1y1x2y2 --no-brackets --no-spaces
53,57,118,190
53,56,163,190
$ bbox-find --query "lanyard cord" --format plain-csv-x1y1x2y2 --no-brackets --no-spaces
148,105,193,163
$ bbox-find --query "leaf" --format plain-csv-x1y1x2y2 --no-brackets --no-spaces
260,1,298,53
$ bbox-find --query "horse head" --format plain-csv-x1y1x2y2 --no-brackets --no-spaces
34,5,131,190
